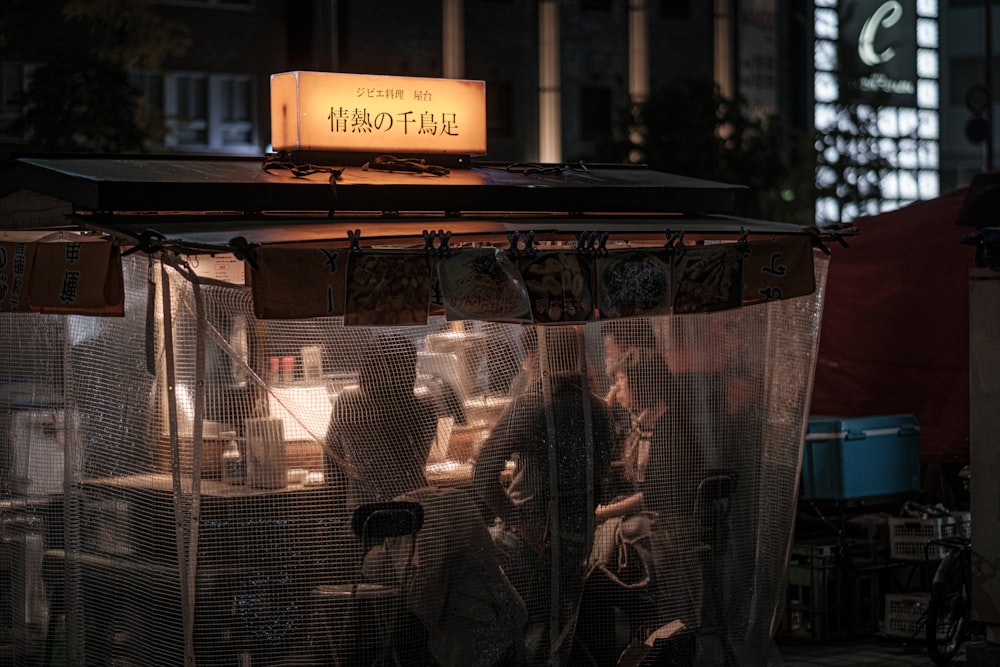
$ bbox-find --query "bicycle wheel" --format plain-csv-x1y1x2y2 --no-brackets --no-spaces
926,549,971,666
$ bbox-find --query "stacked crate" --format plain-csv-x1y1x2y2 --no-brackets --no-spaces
883,511,972,639
782,539,882,641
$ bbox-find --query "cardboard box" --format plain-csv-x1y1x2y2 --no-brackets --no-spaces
801,414,920,500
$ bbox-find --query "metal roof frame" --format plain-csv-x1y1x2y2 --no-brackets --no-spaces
0,154,841,253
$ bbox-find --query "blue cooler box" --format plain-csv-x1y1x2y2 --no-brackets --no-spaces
801,414,920,500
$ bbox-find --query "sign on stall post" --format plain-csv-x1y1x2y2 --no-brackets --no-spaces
270,71,487,157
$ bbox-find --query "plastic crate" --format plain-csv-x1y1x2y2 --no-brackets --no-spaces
789,538,884,570
888,512,971,561
783,539,881,641
883,592,930,639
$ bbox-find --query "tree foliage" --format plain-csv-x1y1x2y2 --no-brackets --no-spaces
623,77,818,225
18,0,190,153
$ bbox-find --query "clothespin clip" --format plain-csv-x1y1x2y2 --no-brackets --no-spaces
347,229,363,254
737,227,752,257
506,230,536,256
805,228,834,256
122,230,166,257
663,230,686,257
228,236,259,271
575,231,609,257
422,229,452,256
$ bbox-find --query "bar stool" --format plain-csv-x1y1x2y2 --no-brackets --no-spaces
311,501,424,666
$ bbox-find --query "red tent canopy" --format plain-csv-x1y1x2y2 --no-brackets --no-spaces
810,187,974,465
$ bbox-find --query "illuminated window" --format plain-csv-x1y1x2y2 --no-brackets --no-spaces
813,0,939,224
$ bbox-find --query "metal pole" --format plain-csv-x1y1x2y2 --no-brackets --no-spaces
987,0,994,172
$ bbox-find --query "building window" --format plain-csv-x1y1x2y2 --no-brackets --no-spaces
153,71,257,153
172,73,209,146
0,62,39,140
486,80,513,137
580,86,612,141
216,76,254,146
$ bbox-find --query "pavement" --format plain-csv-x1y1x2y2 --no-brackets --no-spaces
775,635,964,667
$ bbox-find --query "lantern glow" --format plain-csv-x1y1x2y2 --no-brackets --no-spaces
270,71,487,156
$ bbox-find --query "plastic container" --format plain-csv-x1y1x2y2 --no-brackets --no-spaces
888,511,971,561
801,414,920,500
883,592,930,639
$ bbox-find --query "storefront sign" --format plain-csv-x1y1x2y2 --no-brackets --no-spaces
596,251,672,319
344,252,435,326
247,242,816,324
27,240,124,316
270,71,487,156
839,0,917,105
437,249,531,323
0,241,32,312
251,246,347,319
742,236,816,304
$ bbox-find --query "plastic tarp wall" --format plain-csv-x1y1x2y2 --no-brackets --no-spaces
1,252,828,666
810,187,974,466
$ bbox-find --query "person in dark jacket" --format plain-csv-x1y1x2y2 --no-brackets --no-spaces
473,326,613,665
326,332,438,505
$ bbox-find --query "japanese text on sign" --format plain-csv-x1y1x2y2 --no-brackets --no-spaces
329,107,460,137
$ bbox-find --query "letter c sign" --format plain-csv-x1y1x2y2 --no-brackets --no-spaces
858,1,903,67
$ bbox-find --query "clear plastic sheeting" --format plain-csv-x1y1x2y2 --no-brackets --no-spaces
0,252,828,666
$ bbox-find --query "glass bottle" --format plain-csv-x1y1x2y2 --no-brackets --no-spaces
220,431,245,485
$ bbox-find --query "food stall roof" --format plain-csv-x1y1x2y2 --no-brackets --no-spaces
0,154,834,251
76,213,811,250
0,154,745,215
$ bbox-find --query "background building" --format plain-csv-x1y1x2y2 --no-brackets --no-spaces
0,1,994,220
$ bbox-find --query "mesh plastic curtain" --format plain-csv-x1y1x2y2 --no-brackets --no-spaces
1,251,828,666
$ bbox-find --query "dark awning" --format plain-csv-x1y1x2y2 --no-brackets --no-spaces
0,154,838,319
0,155,745,218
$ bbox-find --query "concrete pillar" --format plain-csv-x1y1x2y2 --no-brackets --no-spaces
968,267,1000,663
442,0,464,79
538,0,561,163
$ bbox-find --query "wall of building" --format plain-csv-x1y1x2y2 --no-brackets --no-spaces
939,0,999,190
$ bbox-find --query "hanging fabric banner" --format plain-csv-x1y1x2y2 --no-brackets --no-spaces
672,244,745,314
244,242,817,323
27,240,124,315
595,250,673,319
344,251,435,326
517,251,595,323
436,248,531,323
741,236,816,305
251,246,347,319
0,241,34,312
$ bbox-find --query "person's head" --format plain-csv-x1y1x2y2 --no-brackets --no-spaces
613,347,669,414
358,332,418,399
521,325,582,377
602,320,657,374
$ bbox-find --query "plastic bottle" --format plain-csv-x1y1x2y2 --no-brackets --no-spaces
220,431,245,485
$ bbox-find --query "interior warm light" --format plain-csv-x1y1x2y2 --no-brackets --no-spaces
271,71,486,156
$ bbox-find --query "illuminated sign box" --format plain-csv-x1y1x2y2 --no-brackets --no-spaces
271,71,487,156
